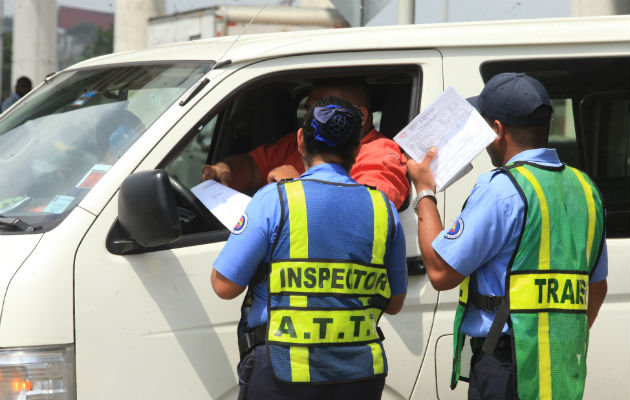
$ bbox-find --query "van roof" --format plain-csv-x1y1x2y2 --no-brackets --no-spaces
71,15,630,70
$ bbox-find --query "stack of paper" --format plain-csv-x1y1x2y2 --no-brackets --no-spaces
394,87,497,192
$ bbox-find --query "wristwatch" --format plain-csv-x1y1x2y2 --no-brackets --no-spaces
411,189,436,215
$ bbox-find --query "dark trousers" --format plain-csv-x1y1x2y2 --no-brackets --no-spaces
238,345,385,400
468,336,516,400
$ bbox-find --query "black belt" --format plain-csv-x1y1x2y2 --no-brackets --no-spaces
238,324,267,358
470,335,511,354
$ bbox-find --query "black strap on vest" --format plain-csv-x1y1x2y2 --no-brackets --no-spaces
467,292,508,354
468,292,504,312
482,299,510,354
238,324,267,358
236,262,270,357
250,262,270,288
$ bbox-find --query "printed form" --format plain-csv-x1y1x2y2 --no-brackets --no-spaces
191,180,251,233
394,87,497,192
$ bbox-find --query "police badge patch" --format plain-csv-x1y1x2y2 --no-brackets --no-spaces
232,213,248,234
445,217,464,239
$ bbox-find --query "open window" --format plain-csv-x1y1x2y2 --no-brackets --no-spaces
481,57,630,237
158,67,419,243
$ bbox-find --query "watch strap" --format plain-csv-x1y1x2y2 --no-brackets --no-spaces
412,189,436,214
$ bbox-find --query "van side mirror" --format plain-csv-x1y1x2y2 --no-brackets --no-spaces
117,169,182,249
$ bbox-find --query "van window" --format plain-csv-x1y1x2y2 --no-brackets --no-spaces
162,69,418,239
0,62,212,234
481,57,630,237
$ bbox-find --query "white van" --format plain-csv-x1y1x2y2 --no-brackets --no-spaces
0,15,627,400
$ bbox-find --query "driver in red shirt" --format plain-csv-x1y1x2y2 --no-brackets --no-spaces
202,77,409,209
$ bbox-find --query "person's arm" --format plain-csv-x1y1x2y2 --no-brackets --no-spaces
201,153,263,192
407,147,465,291
417,197,465,291
211,269,246,299
267,164,301,183
383,207,408,315
351,138,410,209
211,185,278,300
587,279,607,328
384,293,406,315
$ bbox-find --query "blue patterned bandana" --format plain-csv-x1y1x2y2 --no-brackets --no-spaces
310,105,354,147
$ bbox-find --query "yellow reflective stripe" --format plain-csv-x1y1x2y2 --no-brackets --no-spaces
515,166,552,399
459,276,470,304
268,308,381,345
516,167,550,269
290,295,308,308
269,261,391,297
285,181,308,259
569,167,596,265
369,342,385,375
290,346,310,382
538,312,552,399
368,189,388,265
509,272,588,311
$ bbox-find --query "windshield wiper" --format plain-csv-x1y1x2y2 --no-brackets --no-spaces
0,215,41,232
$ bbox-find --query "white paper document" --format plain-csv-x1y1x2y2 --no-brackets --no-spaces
191,180,251,234
394,87,497,192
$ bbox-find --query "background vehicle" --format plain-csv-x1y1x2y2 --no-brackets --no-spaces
0,15,627,399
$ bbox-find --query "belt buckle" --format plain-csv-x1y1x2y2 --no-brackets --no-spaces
238,331,255,358
483,295,499,312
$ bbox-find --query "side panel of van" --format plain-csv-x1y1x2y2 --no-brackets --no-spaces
75,50,445,399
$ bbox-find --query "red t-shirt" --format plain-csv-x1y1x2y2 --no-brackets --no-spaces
249,128,409,208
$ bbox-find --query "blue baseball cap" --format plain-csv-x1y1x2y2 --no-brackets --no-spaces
468,72,552,126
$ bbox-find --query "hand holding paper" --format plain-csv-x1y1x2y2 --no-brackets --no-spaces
394,87,497,192
406,146,438,192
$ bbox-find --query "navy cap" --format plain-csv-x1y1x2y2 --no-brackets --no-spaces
468,72,552,126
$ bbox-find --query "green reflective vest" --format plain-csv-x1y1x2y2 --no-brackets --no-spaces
266,179,393,383
451,162,605,399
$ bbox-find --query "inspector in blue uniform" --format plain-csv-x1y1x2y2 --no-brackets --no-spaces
212,96,407,400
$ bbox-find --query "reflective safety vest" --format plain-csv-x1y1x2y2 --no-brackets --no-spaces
451,162,605,400
266,179,393,384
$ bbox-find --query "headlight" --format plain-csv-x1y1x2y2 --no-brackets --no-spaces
0,344,75,400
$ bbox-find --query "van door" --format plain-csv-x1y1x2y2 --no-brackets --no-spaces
74,50,444,399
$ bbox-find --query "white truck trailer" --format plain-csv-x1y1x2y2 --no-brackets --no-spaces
147,5,348,48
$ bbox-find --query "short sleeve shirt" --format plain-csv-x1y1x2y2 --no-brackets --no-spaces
213,163,408,328
248,128,410,209
432,148,608,337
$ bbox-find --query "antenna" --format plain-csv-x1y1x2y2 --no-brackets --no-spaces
210,0,273,73
179,0,273,106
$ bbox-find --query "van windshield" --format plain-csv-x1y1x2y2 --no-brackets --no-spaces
0,62,212,234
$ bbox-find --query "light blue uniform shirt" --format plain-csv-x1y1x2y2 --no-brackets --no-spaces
1,92,20,112
213,162,408,328
433,149,608,337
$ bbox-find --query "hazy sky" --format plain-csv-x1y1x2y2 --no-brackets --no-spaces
2,0,571,25
3,0,287,15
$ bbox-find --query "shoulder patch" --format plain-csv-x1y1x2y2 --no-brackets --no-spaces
232,213,248,234
444,217,464,239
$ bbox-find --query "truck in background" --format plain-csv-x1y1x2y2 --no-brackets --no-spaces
147,5,348,48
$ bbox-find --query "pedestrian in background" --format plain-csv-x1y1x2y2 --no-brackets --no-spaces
407,73,607,399
2,76,32,111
